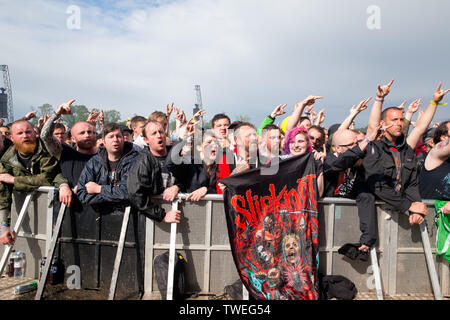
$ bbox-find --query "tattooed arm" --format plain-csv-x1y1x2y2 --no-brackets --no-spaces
41,99,76,160
41,113,63,160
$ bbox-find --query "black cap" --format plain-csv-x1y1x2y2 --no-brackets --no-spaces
120,124,133,134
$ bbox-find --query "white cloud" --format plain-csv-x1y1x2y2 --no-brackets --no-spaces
0,0,449,128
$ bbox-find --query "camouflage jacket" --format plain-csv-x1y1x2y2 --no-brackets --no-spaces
0,138,67,211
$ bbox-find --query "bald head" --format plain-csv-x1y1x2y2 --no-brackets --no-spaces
70,121,97,151
70,121,94,136
332,129,357,155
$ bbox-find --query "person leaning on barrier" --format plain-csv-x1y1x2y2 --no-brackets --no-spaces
126,122,182,224
140,120,182,202
76,123,138,212
419,121,450,206
0,120,68,246
41,99,98,207
364,80,449,225
166,125,220,201
324,127,381,256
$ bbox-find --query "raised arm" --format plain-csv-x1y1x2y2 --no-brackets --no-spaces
257,104,286,135
285,96,322,133
407,83,449,149
41,99,75,160
338,96,372,131
367,79,394,137
403,99,421,135
314,109,325,126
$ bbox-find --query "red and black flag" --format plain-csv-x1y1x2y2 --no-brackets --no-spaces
221,153,320,300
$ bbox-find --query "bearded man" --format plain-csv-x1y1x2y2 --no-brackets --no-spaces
41,99,98,206
0,120,67,246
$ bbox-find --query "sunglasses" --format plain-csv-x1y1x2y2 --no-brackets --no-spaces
339,142,357,148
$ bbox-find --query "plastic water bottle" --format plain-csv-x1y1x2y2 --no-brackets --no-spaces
39,257,47,283
13,251,25,278
13,281,37,295
50,256,65,285
7,250,16,277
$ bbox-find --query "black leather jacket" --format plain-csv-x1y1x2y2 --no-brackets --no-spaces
362,135,421,214
126,147,166,222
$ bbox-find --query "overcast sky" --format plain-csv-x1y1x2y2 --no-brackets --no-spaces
0,0,449,129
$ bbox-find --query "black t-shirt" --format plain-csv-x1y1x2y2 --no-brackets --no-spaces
155,154,175,188
0,138,13,159
60,143,95,188
17,152,32,172
107,159,120,186
419,158,450,200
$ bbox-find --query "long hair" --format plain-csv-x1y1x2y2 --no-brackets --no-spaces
284,126,312,155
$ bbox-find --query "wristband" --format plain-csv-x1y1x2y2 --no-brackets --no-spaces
430,100,448,106
375,98,384,103
365,137,371,143
0,218,10,228
59,183,69,189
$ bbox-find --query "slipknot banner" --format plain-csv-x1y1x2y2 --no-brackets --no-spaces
221,153,320,300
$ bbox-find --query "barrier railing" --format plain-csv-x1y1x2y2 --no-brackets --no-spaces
145,194,448,300
0,187,56,278
1,188,448,300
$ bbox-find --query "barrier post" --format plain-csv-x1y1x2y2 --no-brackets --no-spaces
166,199,180,300
108,206,131,300
420,221,443,300
370,247,384,300
0,194,33,274
35,203,67,300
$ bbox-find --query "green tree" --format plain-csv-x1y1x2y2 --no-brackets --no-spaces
203,119,212,129
236,115,251,123
104,109,121,124
29,103,54,126
61,105,90,128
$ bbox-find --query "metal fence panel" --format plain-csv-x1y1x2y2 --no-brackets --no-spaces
2,189,449,299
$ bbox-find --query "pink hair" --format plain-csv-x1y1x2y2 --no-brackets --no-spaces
284,126,312,155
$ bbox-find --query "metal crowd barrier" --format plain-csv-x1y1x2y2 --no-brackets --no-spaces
146,195,449,300
0,187,56,279
1,188,448,300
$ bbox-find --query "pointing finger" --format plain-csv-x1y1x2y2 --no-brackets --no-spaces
387,79,394,88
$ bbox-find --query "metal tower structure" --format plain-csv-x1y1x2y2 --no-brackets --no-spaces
0,65,14,123
193,85,203,127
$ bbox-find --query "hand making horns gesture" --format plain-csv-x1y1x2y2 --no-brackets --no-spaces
407,99,422,114
432,82,450,104
351,96,373,114
376,79,394,99
270,104,287,118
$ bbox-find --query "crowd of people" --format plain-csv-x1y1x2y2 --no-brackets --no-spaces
0,79,448,264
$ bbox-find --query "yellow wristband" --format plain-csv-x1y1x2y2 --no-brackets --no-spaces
430,100,448,106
